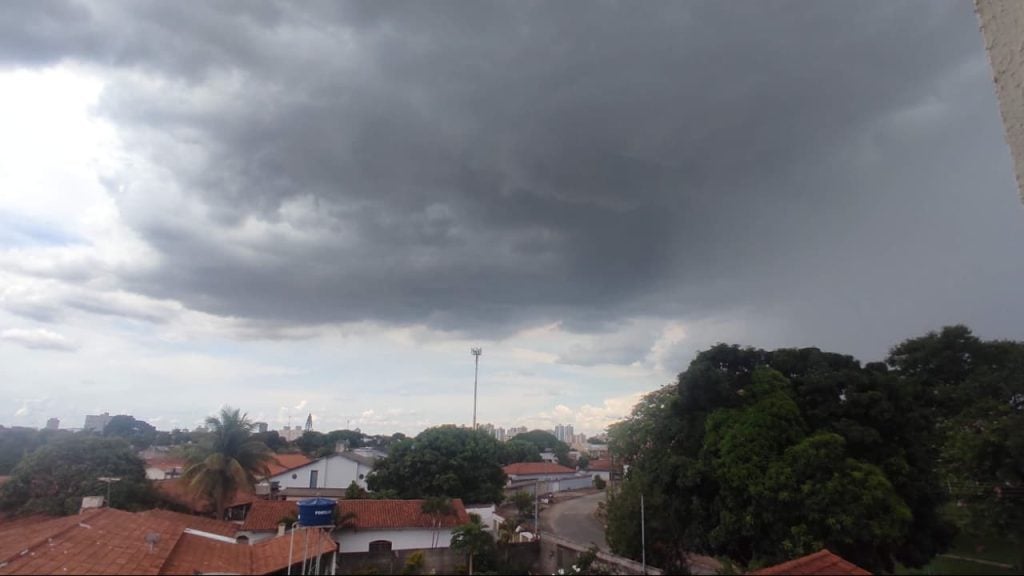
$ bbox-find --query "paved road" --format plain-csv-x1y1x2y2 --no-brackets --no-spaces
541,491,609,551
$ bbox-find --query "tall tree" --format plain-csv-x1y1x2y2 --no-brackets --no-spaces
181,407,274,519
368,426,506,504
104,415,157,450
607,342,954,573
508,430,571,465
0,436,154,516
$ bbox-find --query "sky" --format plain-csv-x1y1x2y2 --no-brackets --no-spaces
1,1,1023,436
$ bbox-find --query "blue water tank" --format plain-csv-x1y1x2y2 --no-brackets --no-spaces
297,497,336,527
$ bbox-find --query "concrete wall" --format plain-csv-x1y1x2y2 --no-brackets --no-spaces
976,0,1024,202
539,534,664,576
336,542,540,575
270,453,372,490
335,527,454,553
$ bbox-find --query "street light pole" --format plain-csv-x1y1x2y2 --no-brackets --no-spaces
641,492,647,575
471,348,482,428
98,477,121,508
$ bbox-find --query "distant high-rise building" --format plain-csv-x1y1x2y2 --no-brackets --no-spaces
554,424,574,443
494,427,506,442
254,422,269,434
304,413,313,433
45,418,60,430
83,412,112,433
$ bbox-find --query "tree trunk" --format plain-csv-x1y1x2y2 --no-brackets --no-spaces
468,553,474,575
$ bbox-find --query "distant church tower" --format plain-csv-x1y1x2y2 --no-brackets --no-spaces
304,413,313,432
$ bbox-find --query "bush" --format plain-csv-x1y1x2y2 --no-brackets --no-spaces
593,476,606,490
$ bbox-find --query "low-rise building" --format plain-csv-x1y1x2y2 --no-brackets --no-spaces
239,498,471,553
267,451,377,492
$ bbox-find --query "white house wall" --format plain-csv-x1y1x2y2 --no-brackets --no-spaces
270,454,373,490
335,528,455,553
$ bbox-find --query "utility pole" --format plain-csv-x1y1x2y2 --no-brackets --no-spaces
471,347,482,428
534,479,540,541
641,492,647,575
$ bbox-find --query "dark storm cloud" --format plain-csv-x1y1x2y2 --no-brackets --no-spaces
3,1,1022,355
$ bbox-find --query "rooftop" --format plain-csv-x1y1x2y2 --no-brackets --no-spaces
750,549,872,575
0,507,334,575
503,462,576,476
242,498,471,532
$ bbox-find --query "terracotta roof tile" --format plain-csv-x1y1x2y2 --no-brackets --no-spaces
242,498,471,532
0,507,332,575
153,478,255,514
251,529,335,574
267,453,313,476
750,549,872,575
136,509,238,537
160,533,250,575
241,500,298,531
588,458,613,471
503,462,576,475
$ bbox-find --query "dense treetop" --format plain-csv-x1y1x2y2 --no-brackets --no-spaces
607,325,1021,573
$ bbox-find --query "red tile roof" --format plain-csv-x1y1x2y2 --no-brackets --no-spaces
267,453,313,476
251,529,335,574
242,498,471,532
241,500,299,531
750,549,872,575
136,509,239,537
144,457,186,471
503,462,576,476
588,458,613,471
153,478,255,514
0,507,334,575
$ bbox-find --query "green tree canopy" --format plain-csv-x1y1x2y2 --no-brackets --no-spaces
182,407,274,519
368,426,506,504
498,438,542,465
508,430,571,466
607,341,956,573
103,415,157,450
0,436,154,516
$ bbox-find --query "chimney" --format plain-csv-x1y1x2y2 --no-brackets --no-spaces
277,522,287,537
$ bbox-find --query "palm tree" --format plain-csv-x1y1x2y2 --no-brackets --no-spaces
182,407,274,519
450,520,493,575
420,496,453,548
496,517,520,565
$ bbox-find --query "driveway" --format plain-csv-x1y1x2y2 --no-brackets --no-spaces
540,491,609,551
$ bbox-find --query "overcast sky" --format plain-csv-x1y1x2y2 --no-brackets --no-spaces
2,1,1022,435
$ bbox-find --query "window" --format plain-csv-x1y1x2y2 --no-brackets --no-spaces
309,469,319,488
368,540,392,555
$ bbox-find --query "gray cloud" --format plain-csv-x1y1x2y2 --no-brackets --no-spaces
2,1,1022,359
1,328,77,351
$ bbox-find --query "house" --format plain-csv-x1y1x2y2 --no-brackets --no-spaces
503,462,595,494
750,549,872,575
239,498,471,553
144,456,186,480
503,462,576,482
539,451,559,463
0,506,336,575
587,458,613,482
267,450,376,493
153,478,256,518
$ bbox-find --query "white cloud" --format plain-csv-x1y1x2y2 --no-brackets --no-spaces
1,328,77,351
